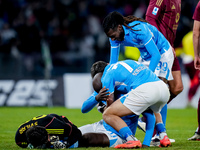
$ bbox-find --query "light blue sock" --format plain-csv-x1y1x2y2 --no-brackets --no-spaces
119,126,133,140
155,123,166,134
160,104,167,126
142,111,155,146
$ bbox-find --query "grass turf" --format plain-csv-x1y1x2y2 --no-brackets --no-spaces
0,107,199,150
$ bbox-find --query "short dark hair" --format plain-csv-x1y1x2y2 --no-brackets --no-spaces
26,126,48,148
91,61,107,78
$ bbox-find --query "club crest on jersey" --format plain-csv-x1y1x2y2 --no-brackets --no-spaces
152,7,159,15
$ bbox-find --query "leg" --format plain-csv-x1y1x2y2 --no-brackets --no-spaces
154,112,171,147
103,99,133,132
160,104,167,126
79,133,109,147
103,99,142,148
188,98,200,140
142,110,155,147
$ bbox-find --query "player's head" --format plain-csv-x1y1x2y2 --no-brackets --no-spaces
102,11,125,41
91,61,107,78
102,11,148,41
92,72,103,93
26,126,49,148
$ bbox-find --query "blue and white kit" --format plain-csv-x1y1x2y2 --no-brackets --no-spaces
109,21,174,80
101,60,170,115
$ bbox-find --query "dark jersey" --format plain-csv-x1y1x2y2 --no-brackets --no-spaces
193,1,200,21
15,114,82,148
146,0,181,47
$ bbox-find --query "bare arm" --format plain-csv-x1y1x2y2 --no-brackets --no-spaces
193,20,200,70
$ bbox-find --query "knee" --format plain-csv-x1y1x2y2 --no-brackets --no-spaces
102,109,112,123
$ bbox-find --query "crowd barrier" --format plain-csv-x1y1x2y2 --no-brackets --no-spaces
0,73,199,109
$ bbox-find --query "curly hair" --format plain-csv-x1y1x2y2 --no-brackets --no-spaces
102,11,148,33
90,61,107,78
26,126,48,148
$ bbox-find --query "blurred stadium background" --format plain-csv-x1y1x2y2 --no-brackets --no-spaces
0,0,199,108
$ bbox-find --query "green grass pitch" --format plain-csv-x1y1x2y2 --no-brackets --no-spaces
0,107,199,150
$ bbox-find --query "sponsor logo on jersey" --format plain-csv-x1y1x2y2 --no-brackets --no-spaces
152,7,159,15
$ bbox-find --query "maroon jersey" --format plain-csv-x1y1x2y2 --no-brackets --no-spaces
193,1,200,21
146,0,181,47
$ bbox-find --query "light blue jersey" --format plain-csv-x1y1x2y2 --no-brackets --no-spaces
81,60,157,146
109,21,171,72
101,59,160,94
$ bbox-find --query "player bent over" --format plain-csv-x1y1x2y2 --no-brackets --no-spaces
93,60,171,148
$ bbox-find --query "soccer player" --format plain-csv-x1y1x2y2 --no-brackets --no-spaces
145,0,183,144
102,11,174,145
188,1,200,141
102,11,174,87
15,114,82,148
15,113,119,149
93,59,171,148
81,61,156,147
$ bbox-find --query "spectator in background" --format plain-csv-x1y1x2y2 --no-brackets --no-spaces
188,1,200,141
0,23,18,57
0,0,198,78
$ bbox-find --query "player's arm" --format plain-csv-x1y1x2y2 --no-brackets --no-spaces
47,117,82,148
81,91,99,113
193,20,200,70
102,75,115,107
81,88,109,113
133,23,161,72
145,38,161,72
145,0,164,30
109,39,121,64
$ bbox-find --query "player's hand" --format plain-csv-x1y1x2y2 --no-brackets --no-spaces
106,93,114,107
95,87,110,102
194,56,200,70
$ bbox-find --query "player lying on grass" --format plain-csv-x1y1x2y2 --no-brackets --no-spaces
15,114,82,149
92,59,171,148
15,113,116,149
80,61,156,147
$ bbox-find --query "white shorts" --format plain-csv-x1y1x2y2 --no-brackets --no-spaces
120,81,170,115
78,120,125,147
138,46,174,80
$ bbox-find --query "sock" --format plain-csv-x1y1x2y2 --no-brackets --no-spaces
142,111,155,146
155,123,166,135
160,104,167,126
119,127,136,141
